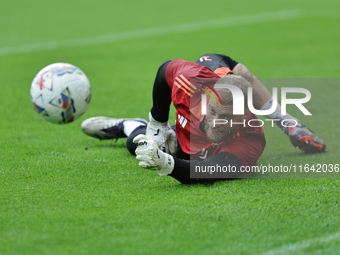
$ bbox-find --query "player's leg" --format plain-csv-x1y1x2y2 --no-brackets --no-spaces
81,117,148,155
232,63,326,153
232,63,272,109
196,53,326,153
81,118,184,157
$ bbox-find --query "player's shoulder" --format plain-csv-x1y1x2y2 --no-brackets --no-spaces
168,58,198,67
167,58,216,77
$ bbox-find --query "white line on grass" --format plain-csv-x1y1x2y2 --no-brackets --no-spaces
261,232,340,255
0,9,304,56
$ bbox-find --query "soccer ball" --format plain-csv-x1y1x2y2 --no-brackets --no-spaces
30,63,91,124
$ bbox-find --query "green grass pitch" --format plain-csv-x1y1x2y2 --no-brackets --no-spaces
0,0,340,254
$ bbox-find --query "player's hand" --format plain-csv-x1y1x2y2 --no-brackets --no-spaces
133,134,174,175
145,112,177,154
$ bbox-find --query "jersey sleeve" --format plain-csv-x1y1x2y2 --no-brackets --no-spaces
170,151,243,184
150,60,172,122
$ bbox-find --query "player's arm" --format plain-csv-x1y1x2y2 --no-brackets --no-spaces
232,62,327,153
169,152,243,184
150,60,172,122
146,60,177,153
232,63,272,110
133,135,243,184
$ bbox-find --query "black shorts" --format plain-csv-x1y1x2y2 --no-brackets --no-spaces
194,53,239,72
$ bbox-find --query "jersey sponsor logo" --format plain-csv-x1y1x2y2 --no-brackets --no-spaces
174,74,197,97
178,114,188,129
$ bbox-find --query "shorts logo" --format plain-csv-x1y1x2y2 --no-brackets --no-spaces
199,56,212,62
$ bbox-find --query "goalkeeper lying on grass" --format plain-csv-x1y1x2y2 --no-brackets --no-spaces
81,53,326,184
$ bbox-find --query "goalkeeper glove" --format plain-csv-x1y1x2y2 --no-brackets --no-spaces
145,112,177,155
133,134,174,176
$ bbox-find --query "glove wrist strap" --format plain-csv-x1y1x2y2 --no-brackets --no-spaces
149,112,169,127
158,154,175,176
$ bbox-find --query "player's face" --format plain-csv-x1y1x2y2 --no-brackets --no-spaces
204,99,246,143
